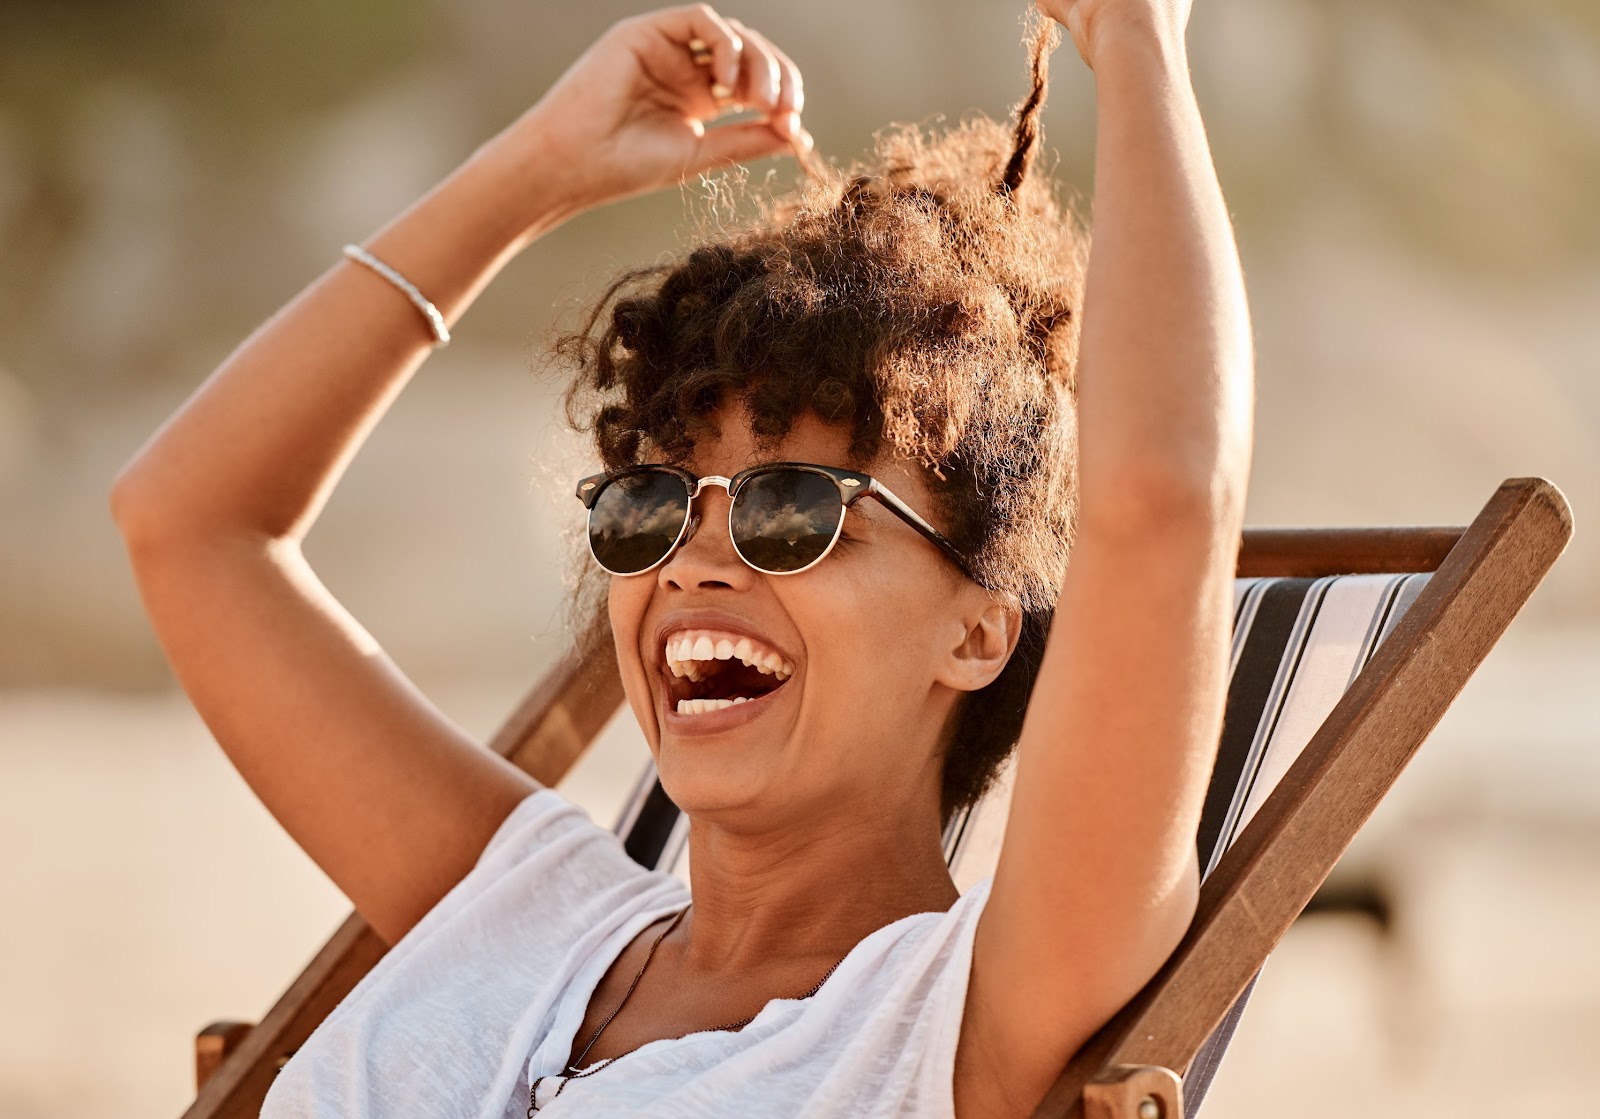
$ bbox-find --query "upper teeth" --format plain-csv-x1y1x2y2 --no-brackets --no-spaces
664,630,794,682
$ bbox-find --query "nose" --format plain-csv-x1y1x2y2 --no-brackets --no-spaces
657,481,752,592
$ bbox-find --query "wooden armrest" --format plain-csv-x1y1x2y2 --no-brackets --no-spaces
196,1021,255,1093
1082,1065,1184,1119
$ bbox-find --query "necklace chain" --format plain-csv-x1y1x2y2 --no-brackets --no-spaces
527,906,844,1115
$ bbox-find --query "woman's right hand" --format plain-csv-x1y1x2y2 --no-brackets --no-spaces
497,4,810,219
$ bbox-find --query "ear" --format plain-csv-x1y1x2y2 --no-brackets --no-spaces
936,590,1023,694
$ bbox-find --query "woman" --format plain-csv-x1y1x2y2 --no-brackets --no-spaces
111,0,1254,1115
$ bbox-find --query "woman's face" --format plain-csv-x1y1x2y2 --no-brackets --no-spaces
606,408,1003,834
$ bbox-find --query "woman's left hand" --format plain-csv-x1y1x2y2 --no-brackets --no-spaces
1035,0,1194,71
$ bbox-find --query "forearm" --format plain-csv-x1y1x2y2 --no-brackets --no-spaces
111,119,577,543
1074,28,1254,528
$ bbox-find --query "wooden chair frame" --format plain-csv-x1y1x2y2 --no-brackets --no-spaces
183,476,1572,1119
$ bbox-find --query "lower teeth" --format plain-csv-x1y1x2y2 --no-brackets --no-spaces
676,696,752,715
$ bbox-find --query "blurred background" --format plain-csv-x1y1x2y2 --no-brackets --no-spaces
1,0,1596,1115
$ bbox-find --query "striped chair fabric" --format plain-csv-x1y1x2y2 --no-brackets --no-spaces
606,571,1433,1114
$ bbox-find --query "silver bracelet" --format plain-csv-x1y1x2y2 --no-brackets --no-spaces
341,243,451,347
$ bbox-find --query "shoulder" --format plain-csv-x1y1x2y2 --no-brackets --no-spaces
362,786,681,983
358,786,683,1009
474,785,622,873
450,786,680,928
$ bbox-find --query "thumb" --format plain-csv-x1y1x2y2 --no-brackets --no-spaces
691,119,799,171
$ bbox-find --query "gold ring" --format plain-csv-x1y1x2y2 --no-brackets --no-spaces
687,37,714,66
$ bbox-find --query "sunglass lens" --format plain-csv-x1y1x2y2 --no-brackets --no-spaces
731,470,844,573
588,472,691,574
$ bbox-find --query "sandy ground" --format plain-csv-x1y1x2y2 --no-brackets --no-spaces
2,629,1598,1118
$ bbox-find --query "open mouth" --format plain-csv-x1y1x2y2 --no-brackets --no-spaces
662,629,795,716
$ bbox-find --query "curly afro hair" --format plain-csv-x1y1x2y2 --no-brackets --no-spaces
557,14,1087,822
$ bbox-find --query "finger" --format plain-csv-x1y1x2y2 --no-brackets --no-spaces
727,21,805,141
652,3,744,91
753,24,804,116
725,17,783,115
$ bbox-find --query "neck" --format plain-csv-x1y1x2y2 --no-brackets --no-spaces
673,791,960,974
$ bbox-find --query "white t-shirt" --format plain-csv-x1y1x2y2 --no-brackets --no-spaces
261,787,994,1118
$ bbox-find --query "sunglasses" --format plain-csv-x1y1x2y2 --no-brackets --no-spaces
576,462,973,578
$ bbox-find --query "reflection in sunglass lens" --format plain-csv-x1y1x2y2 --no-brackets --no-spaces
588,472,691,574
731,470,844,573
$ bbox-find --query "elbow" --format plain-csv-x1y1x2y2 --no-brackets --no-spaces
108,468,165,548
1081,364,1257,536
1079,464,1247,540
111,477,285,556
109,468,198,554
108,470,146,537
1134,854,1202,992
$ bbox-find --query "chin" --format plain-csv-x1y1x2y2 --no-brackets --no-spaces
653,743,783,823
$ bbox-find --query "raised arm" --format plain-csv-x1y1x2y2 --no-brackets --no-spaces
959,2,1254,1114
108,4,809,945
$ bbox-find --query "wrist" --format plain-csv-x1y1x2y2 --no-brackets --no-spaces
468,114,588,251
1087,16,1190,80
351,125,581,330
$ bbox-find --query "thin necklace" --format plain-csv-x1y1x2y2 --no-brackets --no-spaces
527,906,846,1115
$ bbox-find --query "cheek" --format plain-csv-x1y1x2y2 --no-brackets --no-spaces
869,565,966,684
607,577,658,728
799,561,945,696
604,582,656,688
606,575,653,643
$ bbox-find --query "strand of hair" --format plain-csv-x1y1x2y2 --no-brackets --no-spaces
998,13,1061,200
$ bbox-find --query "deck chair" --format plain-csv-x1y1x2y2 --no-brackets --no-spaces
186,475,1571,1119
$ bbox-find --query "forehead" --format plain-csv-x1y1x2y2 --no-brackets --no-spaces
683,407,935,512
685,408,849,471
